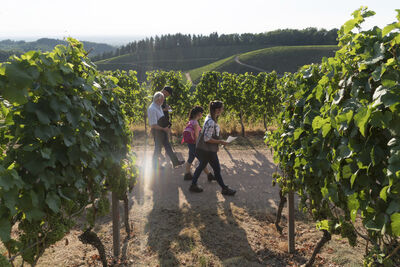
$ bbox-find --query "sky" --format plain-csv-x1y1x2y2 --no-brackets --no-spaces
0,0,398,44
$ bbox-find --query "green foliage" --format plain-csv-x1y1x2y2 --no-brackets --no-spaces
266,8,400,266
146,70,193,118
0,38,137,265
194,71,279,135
0,254,11,267
104,69,150,124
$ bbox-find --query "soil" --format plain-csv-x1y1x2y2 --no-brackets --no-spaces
23,145,364,266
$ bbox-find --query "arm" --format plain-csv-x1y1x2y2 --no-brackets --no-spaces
162,100,170,111
162,104,170,111
148,107,169,132
194,124,201,141
206,138,228,145
203,121,228,145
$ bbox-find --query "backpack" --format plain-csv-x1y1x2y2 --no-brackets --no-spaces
182,121,196,144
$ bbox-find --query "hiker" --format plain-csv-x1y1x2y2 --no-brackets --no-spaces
161,86,173,128
181,106,215,181
148,91,184,169
189,101,236,195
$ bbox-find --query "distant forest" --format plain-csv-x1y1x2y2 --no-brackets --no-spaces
93,28,338,61
0,50,21,62
0,38,115,62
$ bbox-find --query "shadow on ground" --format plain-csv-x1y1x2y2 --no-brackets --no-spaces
131,144,308,266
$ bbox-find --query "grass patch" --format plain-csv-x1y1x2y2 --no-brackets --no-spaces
188,55,236,82
188,45,338,83
239,45,338,73
95,45,266,81
130,114,273,149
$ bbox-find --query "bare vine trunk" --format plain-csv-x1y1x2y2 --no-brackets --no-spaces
275,189,287,234
123,194,131,236
79,229,107,267
305,230,331,267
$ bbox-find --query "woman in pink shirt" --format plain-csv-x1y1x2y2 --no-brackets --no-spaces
182,106,215,181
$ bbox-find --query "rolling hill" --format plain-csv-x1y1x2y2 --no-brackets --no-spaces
0,38,116,59
96,45,338,82
188,45,338,83
95,45,269,80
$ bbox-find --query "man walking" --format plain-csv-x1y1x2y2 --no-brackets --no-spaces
148,91,184,169
161,86,173,127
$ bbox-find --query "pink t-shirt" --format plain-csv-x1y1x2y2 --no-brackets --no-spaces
190,119,201,136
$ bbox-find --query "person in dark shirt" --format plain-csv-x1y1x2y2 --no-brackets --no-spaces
161,86,173,128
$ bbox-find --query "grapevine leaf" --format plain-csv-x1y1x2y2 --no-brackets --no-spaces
35,109,51,124
382,22,400,36
354,106,371,137
0,220,11,242
380,185,389,202
45,192,61,213
391,213,400,236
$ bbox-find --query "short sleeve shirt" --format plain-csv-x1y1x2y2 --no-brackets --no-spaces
189,119,200,135
202,115,220,142
147,102,164,126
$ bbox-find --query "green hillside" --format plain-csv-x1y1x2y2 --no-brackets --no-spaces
0,38,115,58
95,45,267,80
188,45,338,83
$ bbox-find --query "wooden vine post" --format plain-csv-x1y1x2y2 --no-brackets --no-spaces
112,192,120,258
287,191,295,254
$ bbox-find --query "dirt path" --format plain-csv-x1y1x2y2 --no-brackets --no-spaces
35,147,364,267
234,56,268,72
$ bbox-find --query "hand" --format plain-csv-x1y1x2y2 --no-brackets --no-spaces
163,127,171,133
220,140,229,146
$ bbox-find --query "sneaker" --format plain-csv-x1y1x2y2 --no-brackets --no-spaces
173,160,185,168
221,186,236,196
184,173,193,181
207,173,216,182
189,184,203,193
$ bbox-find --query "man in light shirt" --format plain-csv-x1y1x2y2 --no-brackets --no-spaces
148,91,184,169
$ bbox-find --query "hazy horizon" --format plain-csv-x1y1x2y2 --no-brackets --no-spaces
1,0,398,45
0,34,148,46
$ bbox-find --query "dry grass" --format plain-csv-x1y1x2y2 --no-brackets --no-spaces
130,115,273,149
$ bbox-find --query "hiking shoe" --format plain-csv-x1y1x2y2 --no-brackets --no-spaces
173,160,185,168
221,186,236,196
184,173,193,181
207,173,216,182
189,184,203,193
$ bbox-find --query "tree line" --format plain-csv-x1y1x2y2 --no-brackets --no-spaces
92,28,338,61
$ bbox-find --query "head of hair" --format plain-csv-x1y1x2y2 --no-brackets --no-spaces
209,100,223,122
189,106,204,120
162,86,173,96
153,91,164,103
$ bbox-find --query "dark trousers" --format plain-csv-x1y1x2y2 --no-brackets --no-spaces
152,129,179,166
192,150,226,189
187,143,196,164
